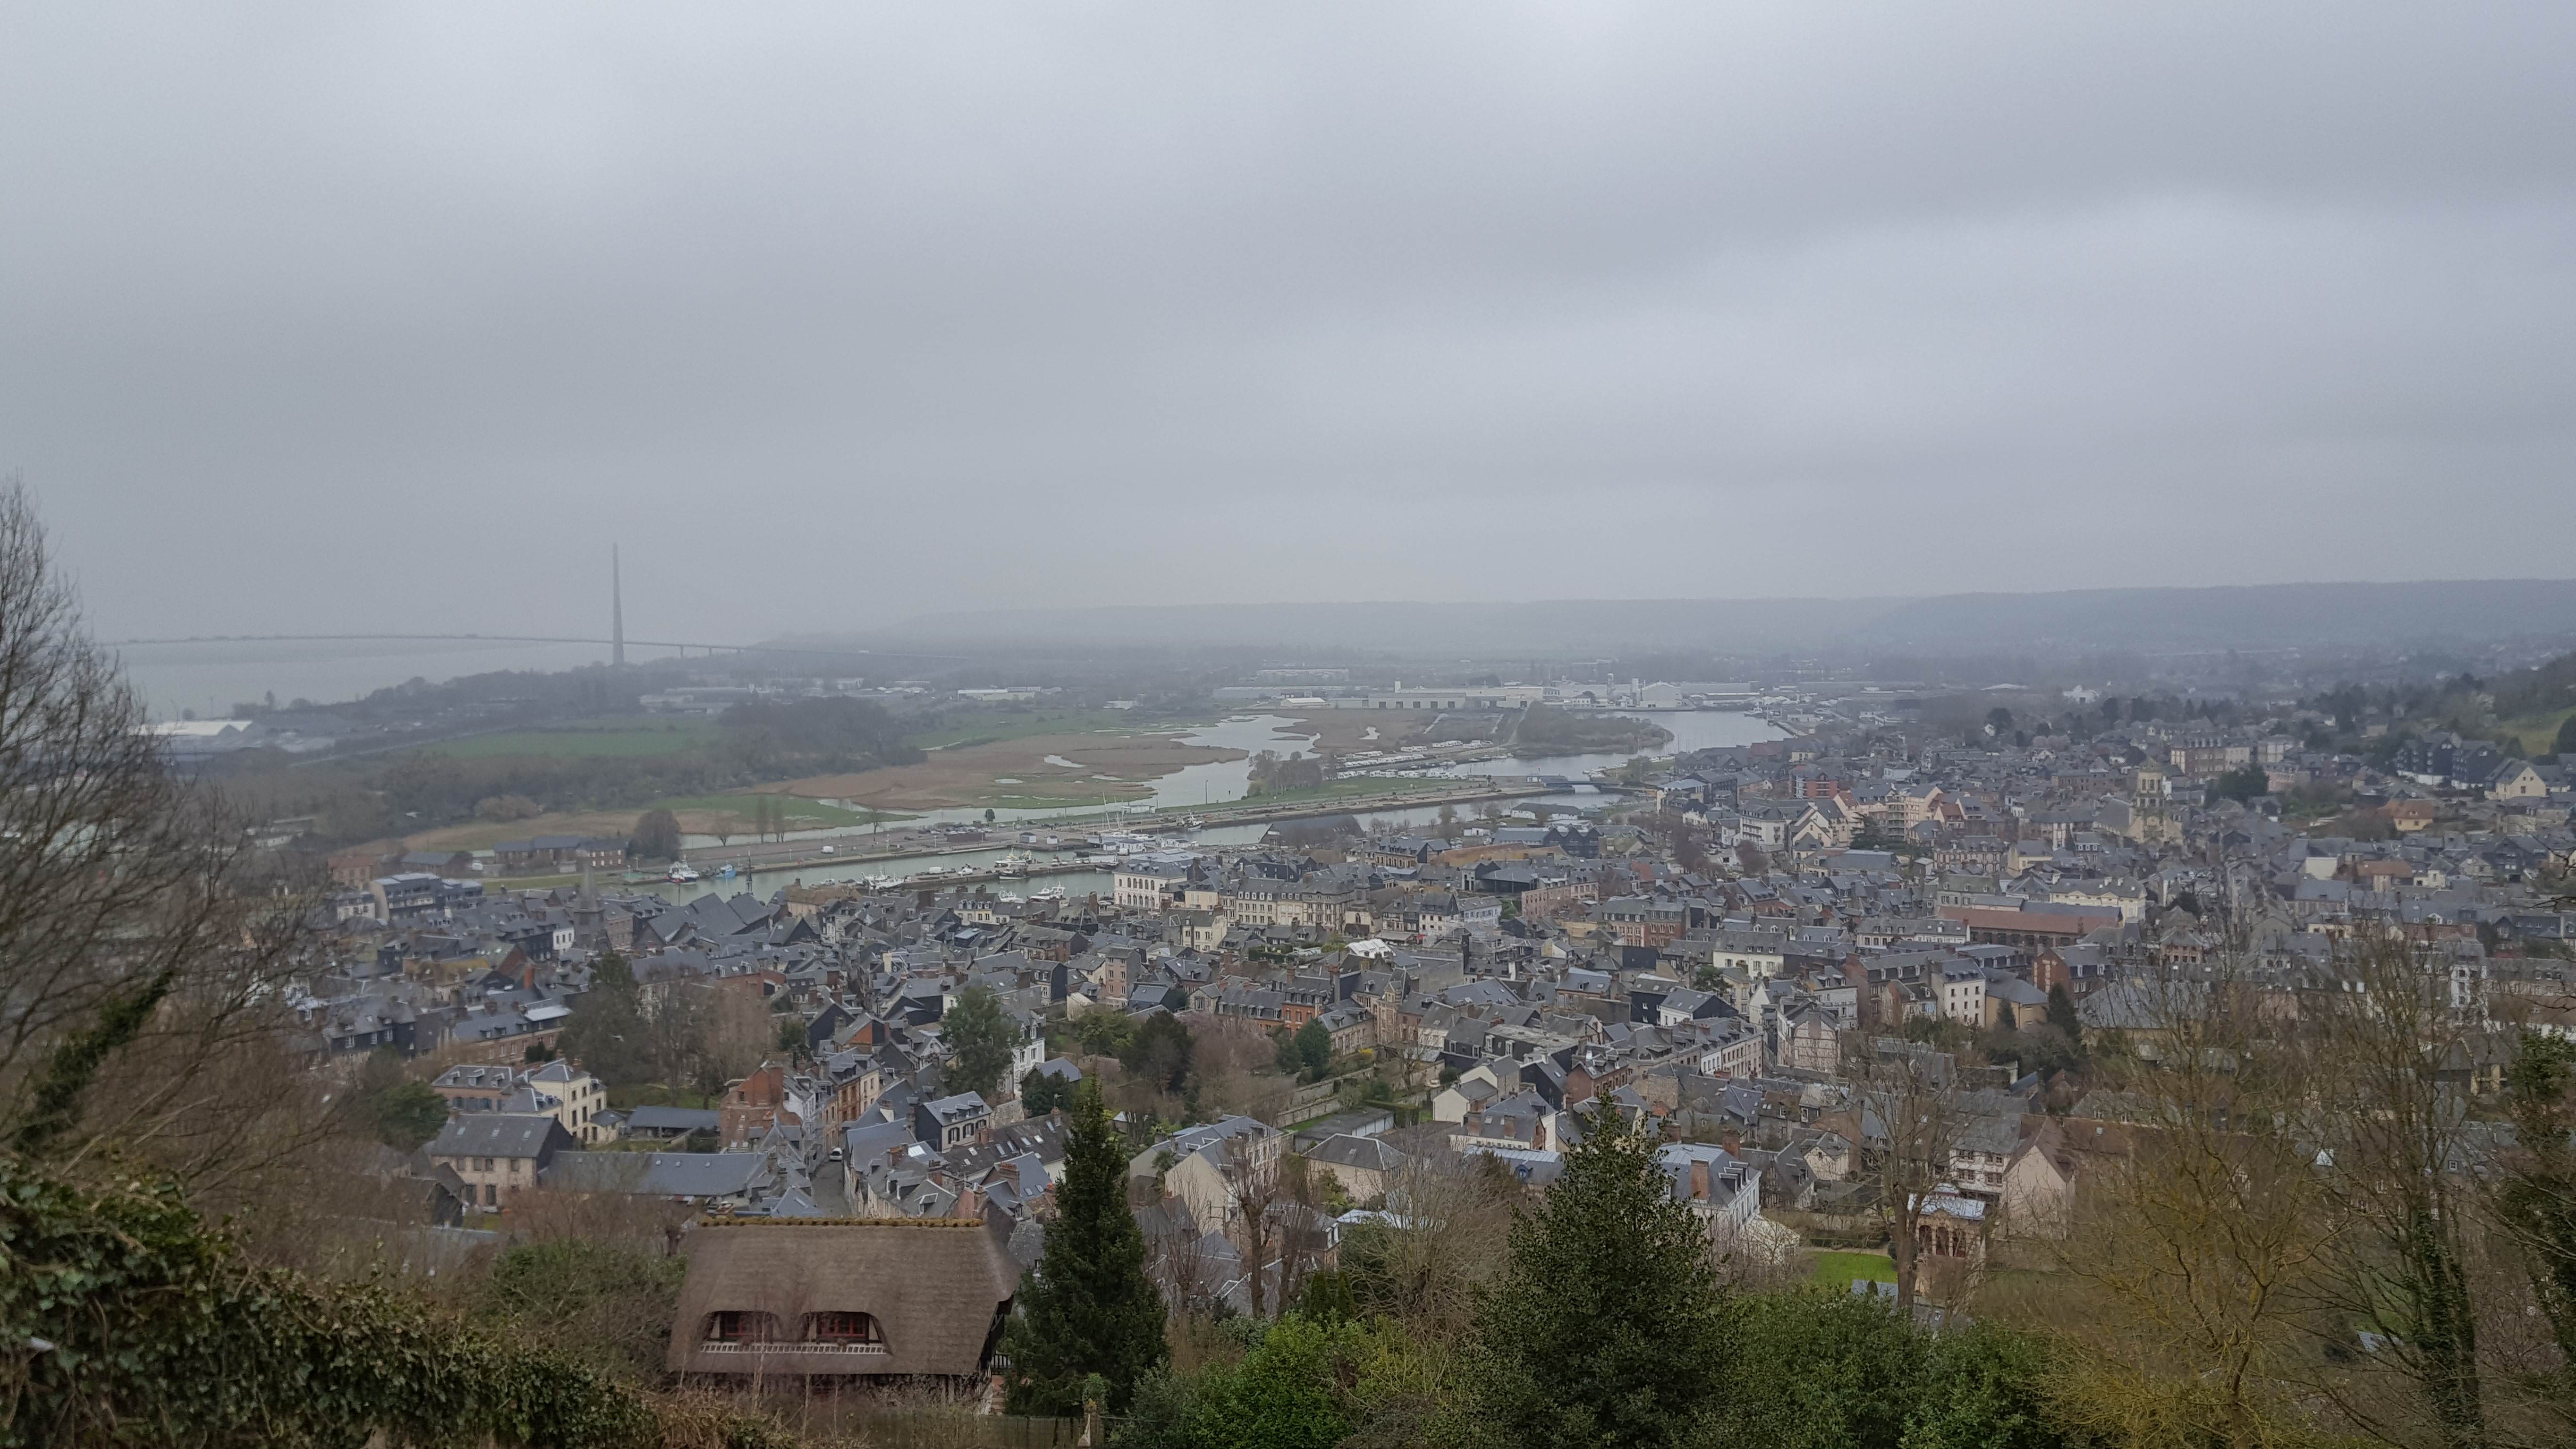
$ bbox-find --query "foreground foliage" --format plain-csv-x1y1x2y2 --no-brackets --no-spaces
478,1238,691,1385
1470,1106,1724,1447
1113,1288,2075,1449
1004,1078,1169,1414
0,1158,785,1448
1112,1107,2074,1449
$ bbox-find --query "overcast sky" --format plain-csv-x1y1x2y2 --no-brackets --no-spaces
6,2,2573,644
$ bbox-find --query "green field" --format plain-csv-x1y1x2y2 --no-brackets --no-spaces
643,794,911,828
427,716,724,759
2498,707,2576,757
1807,1251,1897,1288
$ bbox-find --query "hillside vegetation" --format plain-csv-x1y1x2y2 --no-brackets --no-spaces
1509,704,1674,758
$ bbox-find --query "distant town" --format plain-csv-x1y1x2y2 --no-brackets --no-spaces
232,632,2575,1384
11,475,2576,1444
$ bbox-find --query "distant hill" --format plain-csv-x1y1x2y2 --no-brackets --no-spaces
783,579,2576,658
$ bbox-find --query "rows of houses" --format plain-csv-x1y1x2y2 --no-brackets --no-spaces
291,674,2576,1389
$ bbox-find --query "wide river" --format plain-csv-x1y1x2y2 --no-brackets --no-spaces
108,642,1781,907
116,638,654,721
651,709,1779,906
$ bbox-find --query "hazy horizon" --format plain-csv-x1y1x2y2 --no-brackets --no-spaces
103,576,2576,720
8,3,2575,642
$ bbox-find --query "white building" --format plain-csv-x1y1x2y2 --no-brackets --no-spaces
1660,1143,1761,1237
1937,961,1988,1026
1112,861,1193,911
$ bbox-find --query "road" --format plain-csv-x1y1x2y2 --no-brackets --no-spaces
806,1158,854,1216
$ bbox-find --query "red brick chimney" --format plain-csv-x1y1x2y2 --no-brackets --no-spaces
1721,1128,1741,1158
1690,1159,1709,1200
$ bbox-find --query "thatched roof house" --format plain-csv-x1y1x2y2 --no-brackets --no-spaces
668,1217,1021,1383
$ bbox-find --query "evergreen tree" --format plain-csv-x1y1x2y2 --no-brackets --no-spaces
942,985,1018,1100
1274,1020,1334,1081
2497,1032,2576,1409
1292,1019,1334,1080
1020,1065,1073,1115
1120,1010,1196,1093
556,953,650,1085
2045,982,2083,1044
2555,712,2576,759
1470,1105,1724,1448
2209,763,2270,803
348,1049,451,1150
1003,1079,1166,1412
1193,1316,1360,1449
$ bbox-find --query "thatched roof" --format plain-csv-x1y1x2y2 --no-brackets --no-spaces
668,1218,1020,1379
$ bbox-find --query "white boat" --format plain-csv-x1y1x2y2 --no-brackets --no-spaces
666,864,700,883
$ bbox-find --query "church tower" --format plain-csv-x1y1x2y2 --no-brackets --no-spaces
2131,763,2172,845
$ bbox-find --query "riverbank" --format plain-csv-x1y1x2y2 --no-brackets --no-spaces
672,779,1570,880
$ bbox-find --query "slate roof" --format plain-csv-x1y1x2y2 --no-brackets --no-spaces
545,1150,772,1198
1304,1134,1409,1175
427,1113,571,1160
627,1106,723,1134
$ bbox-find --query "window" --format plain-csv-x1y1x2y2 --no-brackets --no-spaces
803,1312,885,1344
705,1312,779,1343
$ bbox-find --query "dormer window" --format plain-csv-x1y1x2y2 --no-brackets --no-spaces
804,1311,886,1345
705,1311,779,1343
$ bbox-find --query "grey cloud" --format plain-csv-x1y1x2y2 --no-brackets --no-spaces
3,2,2572,640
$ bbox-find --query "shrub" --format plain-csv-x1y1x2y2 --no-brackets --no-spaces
0,1158,659,1447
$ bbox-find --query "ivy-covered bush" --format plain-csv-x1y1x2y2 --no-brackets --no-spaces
478,1238,690,1385
0,1159,668,1448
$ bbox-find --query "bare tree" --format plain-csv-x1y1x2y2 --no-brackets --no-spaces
1272,1155,1330,1311
1214,1131,1331,1319
1226,1133,1286,1318
681,985,773,1105
2490,1020,2576,1441
0,480,324,1192
2298,929,2507,1449
1144,1199,1218,1318
2043,966,2334,1449
1852,1033,1972,1311
1340,1153,1520,1339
